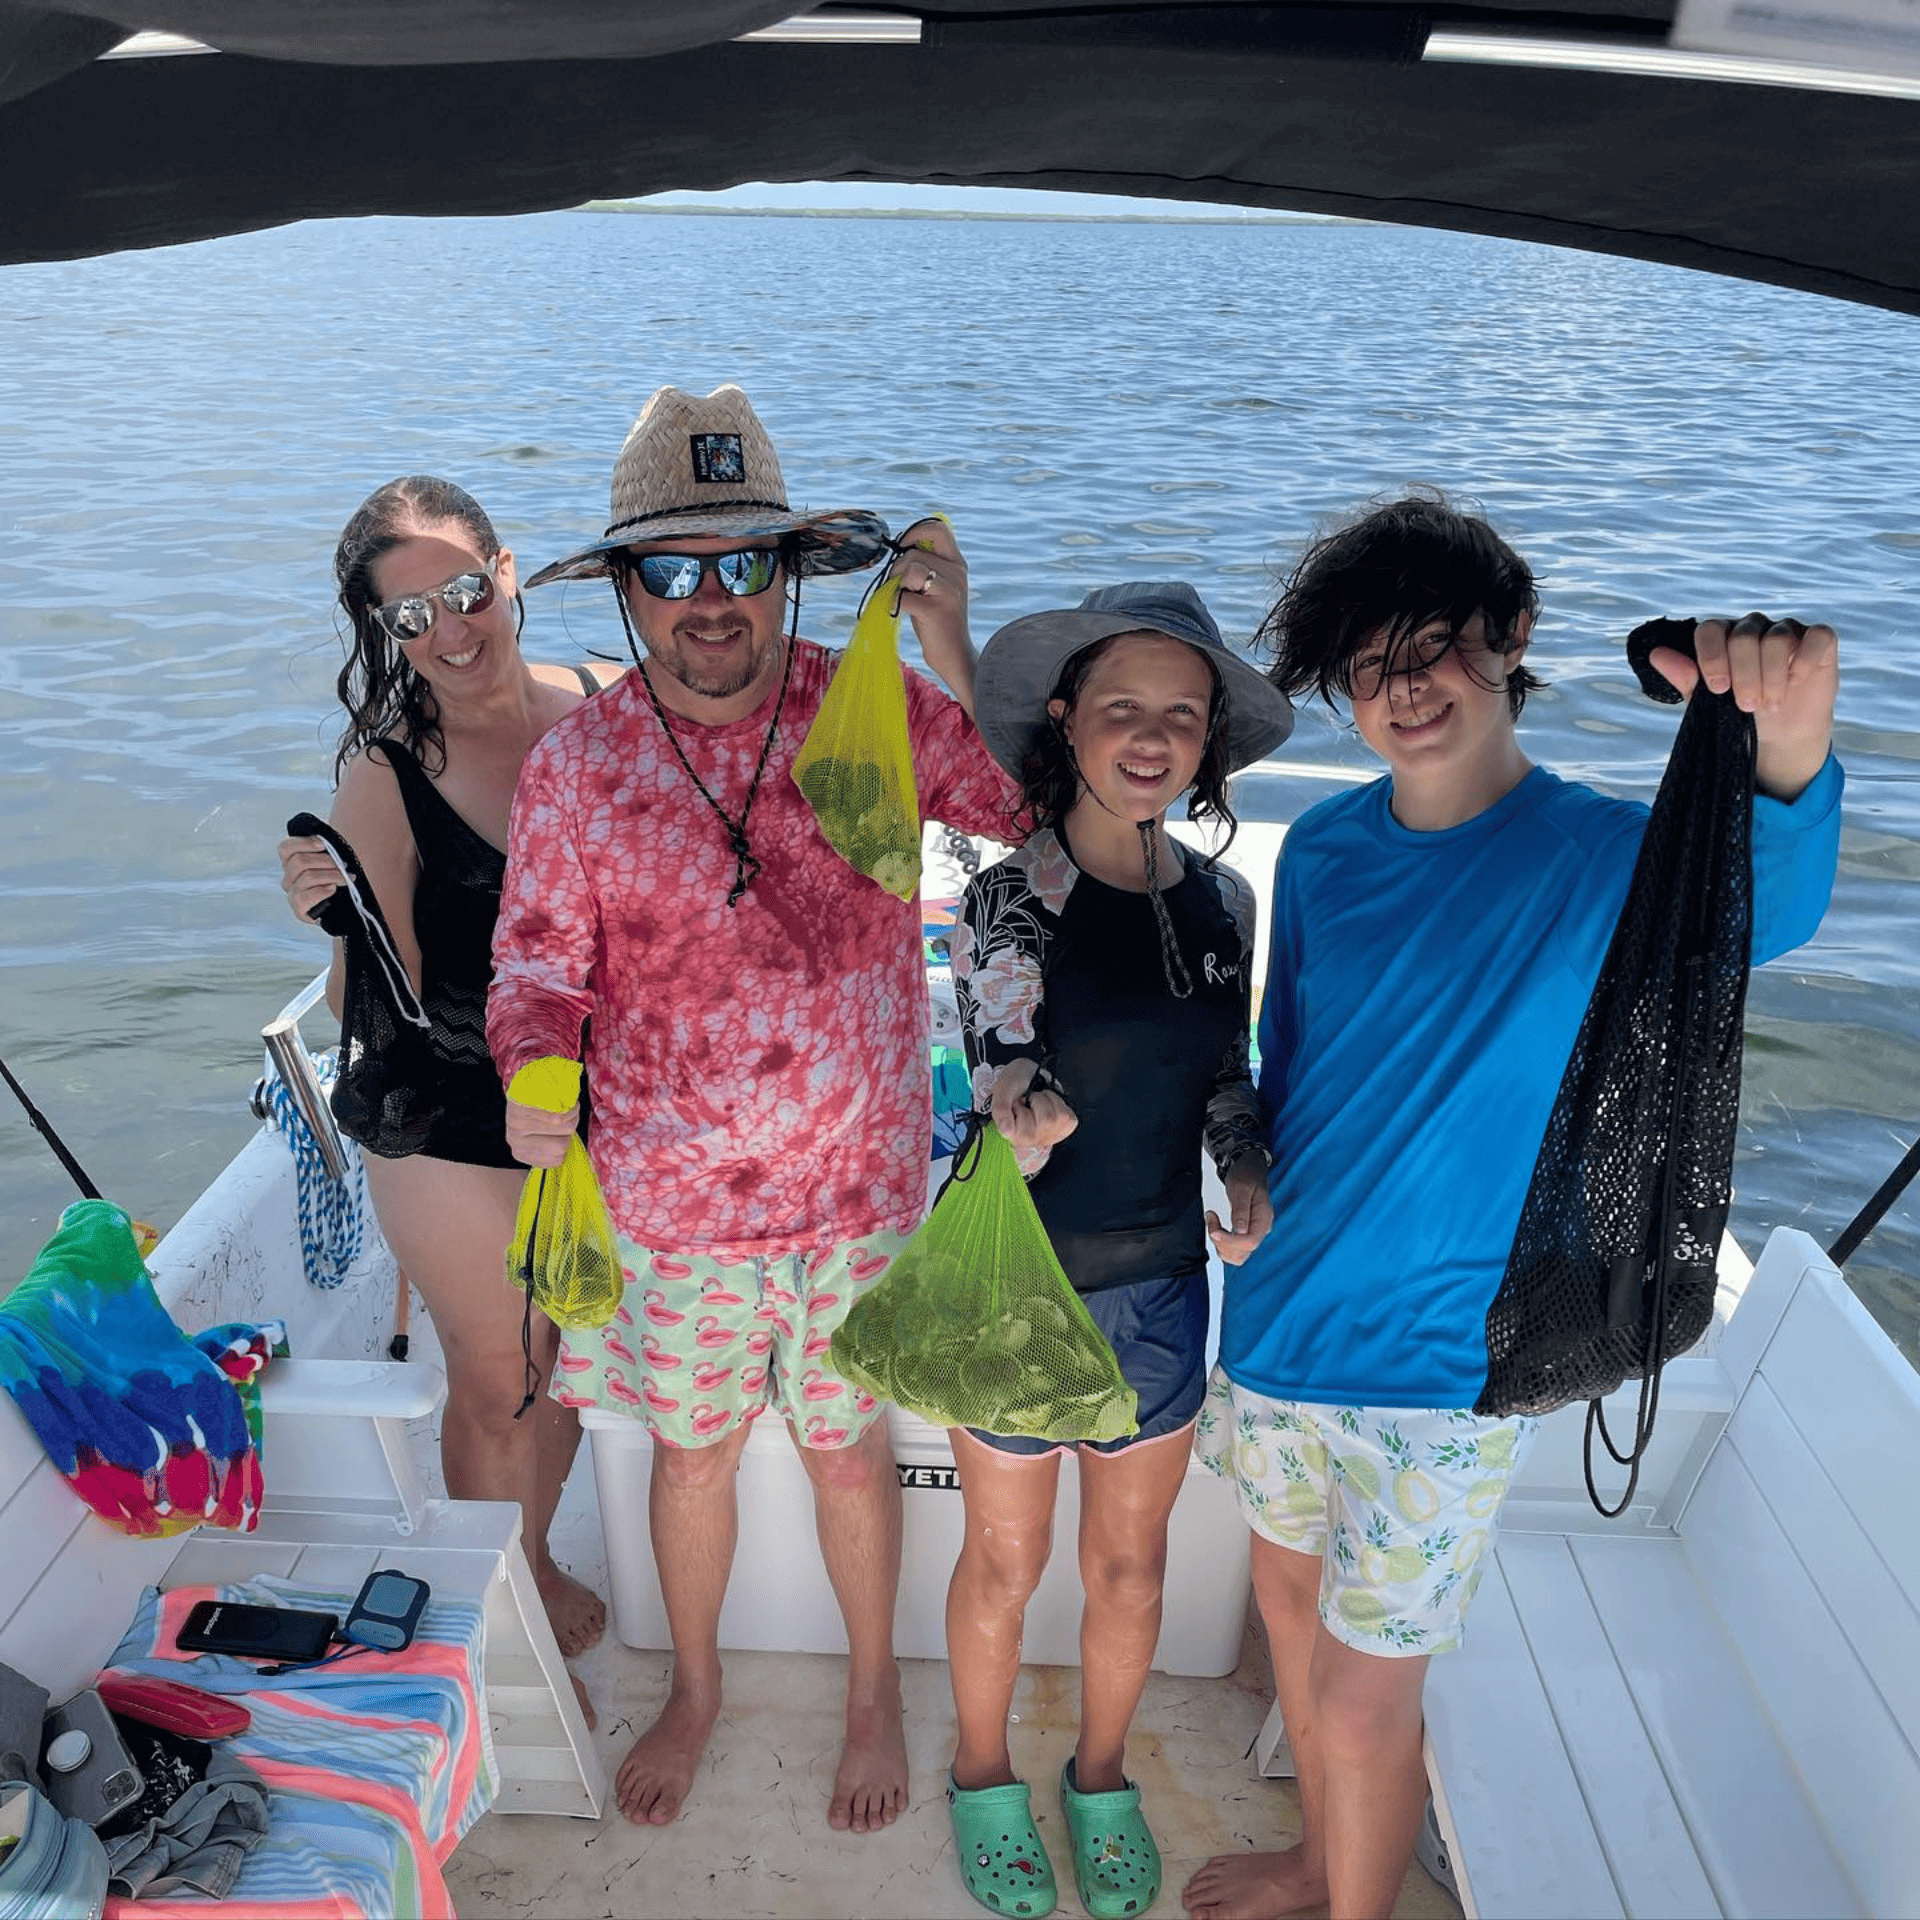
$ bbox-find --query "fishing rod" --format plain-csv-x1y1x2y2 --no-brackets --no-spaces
0,1052,103,1201
1828,1132,1920,1268
0,1051,159,1258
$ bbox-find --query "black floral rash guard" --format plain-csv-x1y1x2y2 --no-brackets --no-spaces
952,826,1265,1293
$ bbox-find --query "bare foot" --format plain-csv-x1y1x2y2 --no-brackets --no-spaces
570,1670,597,1733
1182,1847,1328,1919
537,1560,607,1656
828,1664,907,1833
614,1678,720,1827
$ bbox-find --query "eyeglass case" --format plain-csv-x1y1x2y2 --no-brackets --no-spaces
94,1672,250,1741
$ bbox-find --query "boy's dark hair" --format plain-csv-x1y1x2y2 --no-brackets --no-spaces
1018,633,1240,849
1258,489,1546,719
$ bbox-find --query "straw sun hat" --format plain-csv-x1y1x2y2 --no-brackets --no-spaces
976,581,1294,780
526,384,893,587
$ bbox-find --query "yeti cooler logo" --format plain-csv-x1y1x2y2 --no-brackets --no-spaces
897,1463,962,1491
689,433,745,483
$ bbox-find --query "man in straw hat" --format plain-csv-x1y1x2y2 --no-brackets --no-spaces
488,384,1017,1833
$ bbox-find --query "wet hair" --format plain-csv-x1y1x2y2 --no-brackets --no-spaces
1018,631,1241,851
1258,489,1545,719
331,475,518,778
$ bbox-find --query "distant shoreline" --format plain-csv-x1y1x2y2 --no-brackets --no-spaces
582,200,1355,226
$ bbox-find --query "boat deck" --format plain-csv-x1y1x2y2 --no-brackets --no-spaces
444,1456,1463,1920
448,810,1464,1916
260,809,1451,1916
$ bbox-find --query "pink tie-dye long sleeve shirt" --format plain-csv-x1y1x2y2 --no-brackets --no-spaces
488,638,1019,1261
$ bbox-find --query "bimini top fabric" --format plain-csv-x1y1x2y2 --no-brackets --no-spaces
2,4,1918,315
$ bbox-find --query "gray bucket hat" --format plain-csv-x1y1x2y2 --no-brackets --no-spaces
526,383,892,587
975,581,1293,780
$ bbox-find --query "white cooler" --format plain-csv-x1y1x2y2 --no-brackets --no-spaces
581,1174,1253,1680
582,1400,1250,1678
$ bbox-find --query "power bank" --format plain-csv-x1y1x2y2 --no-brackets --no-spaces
176,1600,340,1664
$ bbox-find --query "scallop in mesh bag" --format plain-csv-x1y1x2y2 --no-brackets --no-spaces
831,1121,1138,1443
791,541,928,901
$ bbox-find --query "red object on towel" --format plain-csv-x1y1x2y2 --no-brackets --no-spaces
96,1671,250,1739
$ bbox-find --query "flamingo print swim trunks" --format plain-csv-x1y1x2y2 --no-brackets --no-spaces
550,1228,910,1450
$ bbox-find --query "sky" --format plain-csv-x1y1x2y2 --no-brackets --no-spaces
637,181,1306,218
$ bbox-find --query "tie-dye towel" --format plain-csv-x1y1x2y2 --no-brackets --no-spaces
101,1575,496,1919
0,1200,280,1537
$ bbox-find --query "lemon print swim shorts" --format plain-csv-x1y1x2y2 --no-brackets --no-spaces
1195,1368,1538,1655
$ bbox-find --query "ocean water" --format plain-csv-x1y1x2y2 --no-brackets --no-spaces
0,209,1916,1355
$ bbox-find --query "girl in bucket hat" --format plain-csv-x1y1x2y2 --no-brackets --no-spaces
943,583,1292,1919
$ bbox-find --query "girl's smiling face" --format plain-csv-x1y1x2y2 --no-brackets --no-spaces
1051,630,1216,825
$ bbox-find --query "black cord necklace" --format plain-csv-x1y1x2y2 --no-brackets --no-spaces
635,635,795,908
1136,820,1194,999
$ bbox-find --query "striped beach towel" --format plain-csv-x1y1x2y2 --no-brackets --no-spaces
100,1576,496,1919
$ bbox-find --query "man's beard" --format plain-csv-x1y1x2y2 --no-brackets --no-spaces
647,621,778,701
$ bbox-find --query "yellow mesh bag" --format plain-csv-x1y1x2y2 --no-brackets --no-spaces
830,1123,1138,1443
504,1057,623,1331
791,560,923,900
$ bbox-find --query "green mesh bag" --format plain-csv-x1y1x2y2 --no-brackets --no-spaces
831,1123,1138,1443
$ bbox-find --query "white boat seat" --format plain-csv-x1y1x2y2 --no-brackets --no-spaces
1429,1229,1920,1917
1255,1228,1920,1918
0,1355,606,1826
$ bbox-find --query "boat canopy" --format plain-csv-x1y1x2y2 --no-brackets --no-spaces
2,2,1917,314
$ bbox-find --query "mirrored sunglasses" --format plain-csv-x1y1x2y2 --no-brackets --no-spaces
624,548,782,600
372,561,497,642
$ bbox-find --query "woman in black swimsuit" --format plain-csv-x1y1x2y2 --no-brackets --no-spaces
278,476,617,1677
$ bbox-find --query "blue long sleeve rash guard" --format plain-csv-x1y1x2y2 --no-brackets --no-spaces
1219,756,1843,1410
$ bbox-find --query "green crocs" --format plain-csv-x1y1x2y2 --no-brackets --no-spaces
1059,1757,1162,1918
947,1774,1058,1918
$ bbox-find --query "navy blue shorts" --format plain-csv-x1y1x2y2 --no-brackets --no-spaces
965,1268,1210,1457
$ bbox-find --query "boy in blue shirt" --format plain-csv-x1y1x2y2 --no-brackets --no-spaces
1184,495,1841,1920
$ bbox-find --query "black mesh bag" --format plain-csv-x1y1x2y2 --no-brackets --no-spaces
1473,622,1757,1516
285,811,437,1157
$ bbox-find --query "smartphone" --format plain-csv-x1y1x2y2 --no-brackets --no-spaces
343,1569,431,1651
40,1688,144,1828
177,1599,340,1664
